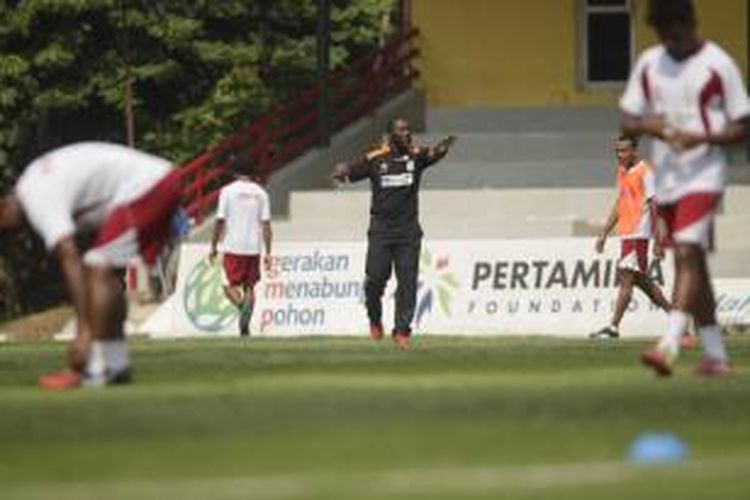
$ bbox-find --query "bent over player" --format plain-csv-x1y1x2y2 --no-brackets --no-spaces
332,118,455,346
0,142,183,389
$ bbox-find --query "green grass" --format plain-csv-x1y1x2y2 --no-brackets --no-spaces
1,336,750,499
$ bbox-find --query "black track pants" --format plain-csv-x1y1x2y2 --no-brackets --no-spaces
364,237,421,333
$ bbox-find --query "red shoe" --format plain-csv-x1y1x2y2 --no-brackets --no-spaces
369,323,384,341
640,349,673,377
694,358,733,377
38,370,82,390
393,331,410,348
680,335,699,350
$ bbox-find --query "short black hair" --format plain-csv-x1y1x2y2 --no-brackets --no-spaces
647,0,695,28
226,153,255,177
387,117,409,133
617,134,639,148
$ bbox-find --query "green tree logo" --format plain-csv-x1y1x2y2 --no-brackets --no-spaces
415,249,460,325
182,259,237,332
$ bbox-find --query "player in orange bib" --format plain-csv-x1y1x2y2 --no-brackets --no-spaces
591,135,673,339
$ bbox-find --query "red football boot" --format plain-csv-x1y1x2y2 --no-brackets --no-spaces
369,323,384,341
694,358,733,377
640,349,674,377
38,370,82,390
393,331,410,348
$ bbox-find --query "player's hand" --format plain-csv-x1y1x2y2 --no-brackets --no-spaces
67,327,92,372
653,241,665,260
331,163,349,183
594,235,606,254
208,248,218,263
441,135,457,148
664,129,703,153
437,135,456,154
637,115,666,137
263,254,272,273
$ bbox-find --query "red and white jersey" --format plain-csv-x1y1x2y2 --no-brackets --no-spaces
15,142,172,250
620,41,750,203
216,179,270,255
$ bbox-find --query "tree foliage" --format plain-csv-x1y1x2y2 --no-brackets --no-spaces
0,0,395,319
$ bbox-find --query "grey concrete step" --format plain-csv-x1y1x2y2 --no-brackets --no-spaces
715,215,750,250
289,186,750,224
427,106,620,133
289,188,613,222
340,159,615,190
722,185,750,213
709,249,750,278
414,131,613,163
272,216,581,241
418,159,614,189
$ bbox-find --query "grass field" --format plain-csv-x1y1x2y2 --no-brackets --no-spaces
1,335,749,499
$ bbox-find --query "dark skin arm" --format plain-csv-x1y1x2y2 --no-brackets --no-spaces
54,236,92,371
649,199,665,259
425,135,457,164
621,115,671,142
595,202,618,254
331,155,370,183
262,220,272,272
428,135,456,161
332,135,457,181
209,219,225,262
622,115,750,152
331,162,352,183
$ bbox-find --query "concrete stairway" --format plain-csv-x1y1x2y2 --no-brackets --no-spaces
272,185,750,277
203,105,749,277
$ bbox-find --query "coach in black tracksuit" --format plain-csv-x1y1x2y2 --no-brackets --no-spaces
332,117,455,345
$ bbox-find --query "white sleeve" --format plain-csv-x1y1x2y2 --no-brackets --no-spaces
720,56,750,121
260,190,271,222
643,168,656,200
216,188,228,220
16,187,75,250
620,54,650,116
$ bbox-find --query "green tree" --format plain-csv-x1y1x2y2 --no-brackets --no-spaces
0,0,395,319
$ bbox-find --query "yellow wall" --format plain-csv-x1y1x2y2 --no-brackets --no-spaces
412,0,748,108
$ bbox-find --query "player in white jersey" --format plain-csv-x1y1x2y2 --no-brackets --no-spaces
0,142,183,389
620,0,750,376
210,162,272,336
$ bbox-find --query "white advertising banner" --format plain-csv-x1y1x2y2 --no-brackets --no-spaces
714,278,750,327
168,241,369,337
140,238,750,338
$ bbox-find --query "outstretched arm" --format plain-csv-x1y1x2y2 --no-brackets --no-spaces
422,135,457,167
331,156,371,184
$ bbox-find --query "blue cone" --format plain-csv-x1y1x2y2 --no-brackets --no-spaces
628,432,689,464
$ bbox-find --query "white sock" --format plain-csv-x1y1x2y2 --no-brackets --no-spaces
698,324,728,362
102,340,130,373
86,341,106,377
658,310,690,356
